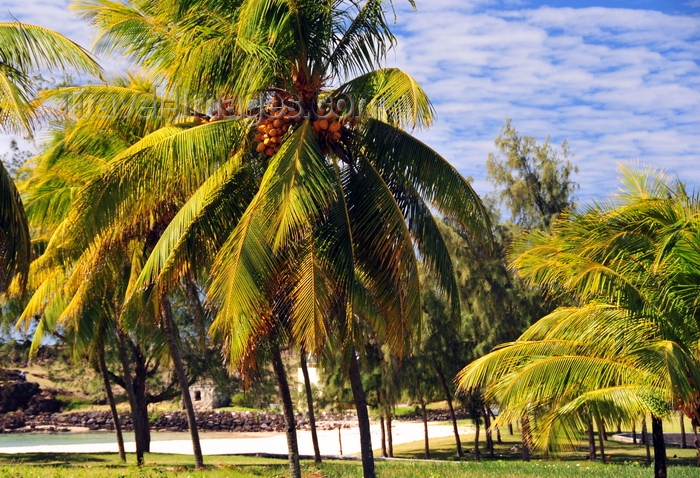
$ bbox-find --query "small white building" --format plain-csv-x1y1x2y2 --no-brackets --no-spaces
188,381,228,409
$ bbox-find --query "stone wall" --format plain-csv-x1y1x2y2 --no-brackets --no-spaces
3,408,458,434
10,410,359,433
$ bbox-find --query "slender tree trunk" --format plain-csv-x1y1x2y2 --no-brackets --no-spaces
521,416,531,462
300,353,321,464
97,348,126,462
489,409,501,444
680,412,687,449
183,279,207,352
160,298,204,469
602,418,608,441
616,419,622,434
632,422,637,445
643,418,651,466
508,423,513,435
387,410,393,458
338,425,343,456
134,378,150,453
651,415,667,478
413,373,430,459
435,364,463,458
474,415,481,462
587,418,596,461
380,415,387,457
484,406,494,458
597,419,606,464
115,328,144,465
271,344,302,478
349,352,375,478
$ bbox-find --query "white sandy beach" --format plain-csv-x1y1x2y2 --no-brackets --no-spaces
0,421,468,456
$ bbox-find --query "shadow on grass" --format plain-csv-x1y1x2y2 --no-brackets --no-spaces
0,453,111,465
391,430,699,467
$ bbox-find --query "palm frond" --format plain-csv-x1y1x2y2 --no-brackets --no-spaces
0,162,30,293
132,152,255,298
361,119,492,249
336,69,433,129
68,118,250,246
327,0,395,78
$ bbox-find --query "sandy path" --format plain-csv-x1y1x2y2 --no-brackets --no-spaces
0,421,468,456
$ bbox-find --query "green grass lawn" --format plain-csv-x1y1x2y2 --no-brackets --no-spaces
1,414,697,477
1,440,698,478
392,427,698,464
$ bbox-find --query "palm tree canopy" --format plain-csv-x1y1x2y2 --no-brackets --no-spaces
0,21,103,133
458,165,700,453
35,0,493,374
0,21,103,293
0,161,30,292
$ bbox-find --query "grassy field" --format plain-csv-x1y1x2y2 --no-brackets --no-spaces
392,428,698,464
1,428,698,478
0,453,698,478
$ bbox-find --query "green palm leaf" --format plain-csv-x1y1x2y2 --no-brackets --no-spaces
0,21,103,134
0,162,30,293
361,119,492,246
336,69,434,129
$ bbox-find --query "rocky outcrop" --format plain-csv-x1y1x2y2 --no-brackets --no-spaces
0,369,63,416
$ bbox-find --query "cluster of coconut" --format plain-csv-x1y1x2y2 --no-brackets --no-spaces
254,113,300,156
249,91,359,157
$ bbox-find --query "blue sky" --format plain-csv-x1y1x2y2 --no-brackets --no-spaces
2,0,699,206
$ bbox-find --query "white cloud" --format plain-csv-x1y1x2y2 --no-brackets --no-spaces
1,0,699,207
385,1,700,204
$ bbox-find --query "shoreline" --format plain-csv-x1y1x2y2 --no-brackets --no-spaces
0,421,468,457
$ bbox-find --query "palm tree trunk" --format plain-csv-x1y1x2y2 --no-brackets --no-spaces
603,418,608,440
97,348,126,462
474,414,481,462
693,423,700,467
413,369,430,459
349,351,375,478
434,363,463,458
115,328,145,465
680,412,686,449
596,418,606,464
300,353,321,464
632,422,637,444
651,415,667,478
338,425,343,455
271,344,302,478
183,279,207,352
587,418,596,461
489,409,501,444
160,298,204,469
380,414,387,457
134,376,151,453
484,406,494,457
521,416,531,462
642,418,651,466
508,423,513,435
387,410,393,458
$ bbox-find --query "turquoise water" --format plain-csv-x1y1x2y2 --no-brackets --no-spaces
0,431,194,449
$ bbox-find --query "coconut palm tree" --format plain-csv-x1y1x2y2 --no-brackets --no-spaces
17,75,212,467
62,2,492,476
459,166,700,478
0,21,102,293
